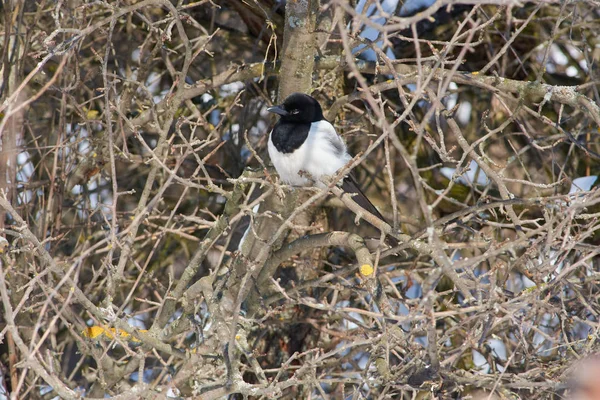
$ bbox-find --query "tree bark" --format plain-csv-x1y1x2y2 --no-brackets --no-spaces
277,0,320,100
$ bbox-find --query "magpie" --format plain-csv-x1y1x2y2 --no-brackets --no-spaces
267,92,396,243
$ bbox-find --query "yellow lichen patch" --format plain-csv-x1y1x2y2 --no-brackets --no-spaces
82,326,105,339
82,326,147,343
359,264,374,277
85,109,100,120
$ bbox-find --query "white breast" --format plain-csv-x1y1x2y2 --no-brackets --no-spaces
268,120,352,187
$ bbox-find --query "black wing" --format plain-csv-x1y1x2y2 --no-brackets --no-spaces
341,173,398,247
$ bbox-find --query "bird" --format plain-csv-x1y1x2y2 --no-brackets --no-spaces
267,92,396,244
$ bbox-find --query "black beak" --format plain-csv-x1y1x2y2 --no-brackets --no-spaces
267,105,289,116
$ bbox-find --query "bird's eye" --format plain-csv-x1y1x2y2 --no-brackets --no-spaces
291,109,300,114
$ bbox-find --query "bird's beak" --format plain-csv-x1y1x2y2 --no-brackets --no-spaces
267,105,289,116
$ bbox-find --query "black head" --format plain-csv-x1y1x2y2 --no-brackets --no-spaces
267,93,324,123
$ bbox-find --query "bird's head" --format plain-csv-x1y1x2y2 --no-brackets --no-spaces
267,93,324,123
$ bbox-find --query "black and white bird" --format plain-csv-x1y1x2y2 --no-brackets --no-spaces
267,92,392,234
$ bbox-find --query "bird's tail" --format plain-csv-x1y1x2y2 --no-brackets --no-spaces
341,174,399,247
